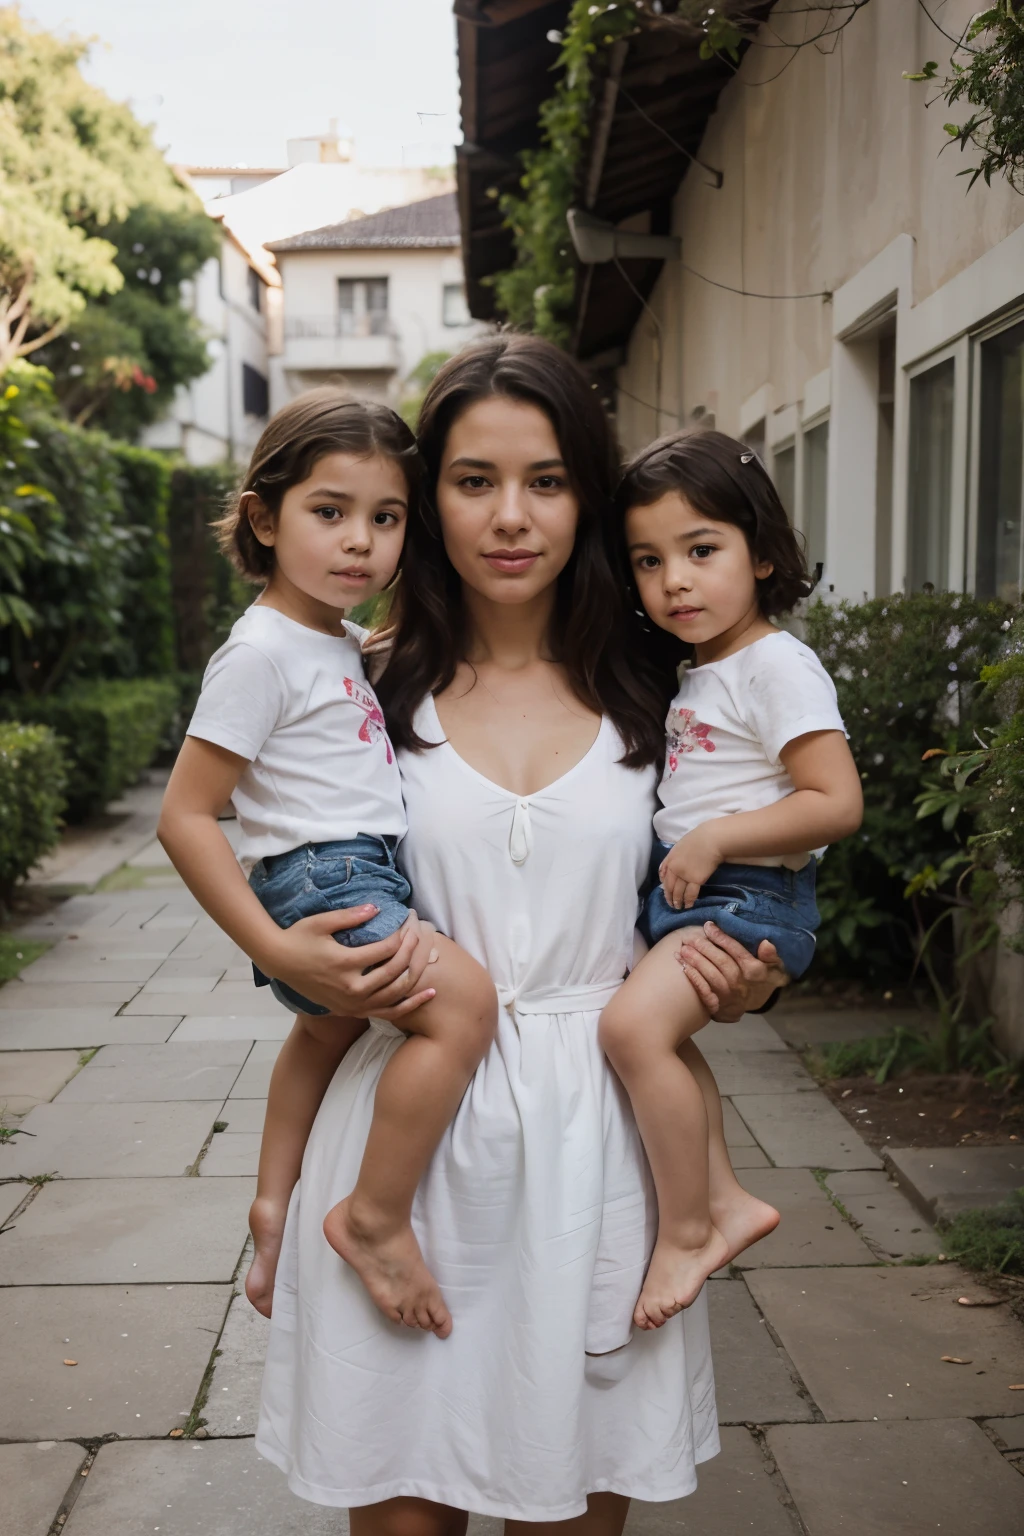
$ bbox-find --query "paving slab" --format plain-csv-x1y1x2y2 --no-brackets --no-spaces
730,1091,882,1170
721,1098,756,1145
0,1283,231,1439
203,1293,270,1435
707,1281,814,1424
767,1418,1024,1535
729,1168,875,1268
693,1052,813,1097
699,1017,791,1053
625,1427,800,1535
0,1440,87,1536
884,1145,1024,1221
746,1263,1024,1421
0,1100,216,1178
64,1439,350,1536
0,1011,179,1049
769,1006,931,1050
229,1043,281,1098
170,1015,291,1042
0,981,141,1010
728,1145,771,1169
41,929,180,953
56,1041,250,1103
201,1131,262,1176
0,1180,28,1225
0,1049,81,1115
215,1098,267,1133
985,1417,1024,1450
17,954,165,985
125,983,288,1016
0,1177,254,1283
826,1170,940,1259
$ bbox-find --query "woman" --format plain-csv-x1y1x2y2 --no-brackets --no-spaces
255,336,784,1531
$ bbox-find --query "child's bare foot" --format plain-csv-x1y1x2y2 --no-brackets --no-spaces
711,1189,780,1267
324,1196,452,1339
246,1196,287,1318
634,1226,731,1329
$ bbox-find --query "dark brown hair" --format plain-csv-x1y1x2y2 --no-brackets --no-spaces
618,428,813,617
375,334,674,768
215,387,421,581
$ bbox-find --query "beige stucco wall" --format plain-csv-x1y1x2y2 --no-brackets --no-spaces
616,0,1024,455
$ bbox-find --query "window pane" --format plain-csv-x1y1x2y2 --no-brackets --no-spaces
803,420,829,574
907,358,954,591
773,444,795,521
443,283,471,327
977,318,1024,602
242,362,268,419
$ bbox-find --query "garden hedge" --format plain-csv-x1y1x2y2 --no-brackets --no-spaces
167,463,246,672
110,442,175,677
0,722,67,902
1,677,178,821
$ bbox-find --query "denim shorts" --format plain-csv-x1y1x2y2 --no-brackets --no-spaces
637,839,819,981
248,834,412,1016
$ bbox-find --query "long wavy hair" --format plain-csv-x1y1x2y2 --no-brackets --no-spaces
375,334,674,768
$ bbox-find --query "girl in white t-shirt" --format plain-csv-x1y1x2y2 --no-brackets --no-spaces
158,390,496,1338
600,429,863,1331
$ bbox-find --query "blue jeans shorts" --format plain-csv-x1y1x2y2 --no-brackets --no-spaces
637,839,819,981
248,834,412,1016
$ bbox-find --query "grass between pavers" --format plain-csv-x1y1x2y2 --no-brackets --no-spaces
0,933,51,985
939,1189,1024,1276
96,863,181,893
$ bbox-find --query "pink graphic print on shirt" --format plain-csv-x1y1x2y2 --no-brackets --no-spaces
344,678,394,765
666,705,715,774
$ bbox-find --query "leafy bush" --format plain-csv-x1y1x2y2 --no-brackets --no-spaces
1,678,178,820
0,722,67,902
805,593,1014,980
167,464,246,672
940,1188,1024,1275
110,444,175,676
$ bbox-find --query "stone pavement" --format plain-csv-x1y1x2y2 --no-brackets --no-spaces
1,837,1024,1535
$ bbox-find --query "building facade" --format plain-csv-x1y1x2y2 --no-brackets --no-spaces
268,192,481,410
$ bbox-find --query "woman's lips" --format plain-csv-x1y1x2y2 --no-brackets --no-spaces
482,549,541,574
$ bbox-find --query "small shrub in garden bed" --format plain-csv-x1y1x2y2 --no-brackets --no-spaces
0,722,67,904
940,1189,1024,1276
1,678,178,820
805,592,1015,981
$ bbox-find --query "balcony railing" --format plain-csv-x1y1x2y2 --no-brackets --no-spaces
284,312,392,340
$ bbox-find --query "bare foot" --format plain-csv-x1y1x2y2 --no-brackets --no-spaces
634,1227,731,1330
246,1196,287,1318
711,1188,780,1267
323,1196,452,1339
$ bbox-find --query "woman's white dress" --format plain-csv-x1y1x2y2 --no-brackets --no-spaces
255,699,719,1518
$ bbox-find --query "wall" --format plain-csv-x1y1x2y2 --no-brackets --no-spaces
271,245,480,409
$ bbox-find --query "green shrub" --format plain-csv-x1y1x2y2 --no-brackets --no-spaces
1,678,178,820
166,464,246,672
110,443,175,676
805,593,1015,980
0,722,67,902
940,1188,1024,1275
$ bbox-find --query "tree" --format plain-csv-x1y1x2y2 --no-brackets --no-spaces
0,6,212,378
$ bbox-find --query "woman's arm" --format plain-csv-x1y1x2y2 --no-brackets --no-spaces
660,730,862,911
158,737,436,1020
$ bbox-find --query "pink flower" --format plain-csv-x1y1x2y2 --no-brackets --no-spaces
666,706,715,774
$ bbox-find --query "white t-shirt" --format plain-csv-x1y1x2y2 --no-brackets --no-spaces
653,629,846,864
187,605,406,874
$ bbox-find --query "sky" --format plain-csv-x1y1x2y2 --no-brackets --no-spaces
21,0,463,168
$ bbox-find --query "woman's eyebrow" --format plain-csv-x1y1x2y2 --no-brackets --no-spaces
448,457,566,471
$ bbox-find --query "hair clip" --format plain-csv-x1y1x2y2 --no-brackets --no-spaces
739,451,755,464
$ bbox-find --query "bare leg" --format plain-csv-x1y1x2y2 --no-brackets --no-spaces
246,1011,367,1316
506,1492,630,1536
680,1038,779,1264
600,933,729,1328
323,934,496,1338
351,1497,468,1536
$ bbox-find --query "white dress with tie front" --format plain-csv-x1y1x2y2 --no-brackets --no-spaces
255,698,719,1518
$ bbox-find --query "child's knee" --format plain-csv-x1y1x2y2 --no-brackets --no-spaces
452,968,498,1062
598,997,634,1065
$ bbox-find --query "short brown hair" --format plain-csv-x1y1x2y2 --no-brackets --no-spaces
617,428,813,617
215,388,422,581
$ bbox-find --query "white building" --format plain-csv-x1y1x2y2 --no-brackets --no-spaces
267,192,482,410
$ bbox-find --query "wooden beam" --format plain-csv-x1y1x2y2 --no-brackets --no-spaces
454,0,558,25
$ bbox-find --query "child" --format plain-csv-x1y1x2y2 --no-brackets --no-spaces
158,390,497,1339
600,429,863,1331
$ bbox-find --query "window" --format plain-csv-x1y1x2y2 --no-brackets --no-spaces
338,278,389,336
247,267,263,312
976,317,1024,602
875,324,896,595
802,420,829,575
242,362,269,418
772,443,795,521
907,358,955,591
442,283,471,327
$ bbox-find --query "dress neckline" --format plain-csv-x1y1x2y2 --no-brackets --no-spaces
425,694,608,801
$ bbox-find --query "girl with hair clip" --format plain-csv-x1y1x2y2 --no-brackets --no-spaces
600,429,863,1330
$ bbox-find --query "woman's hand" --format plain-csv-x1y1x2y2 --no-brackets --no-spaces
675,923,788,1021
269,907,438,1021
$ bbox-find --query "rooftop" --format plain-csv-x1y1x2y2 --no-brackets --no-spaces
268,192,461,253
